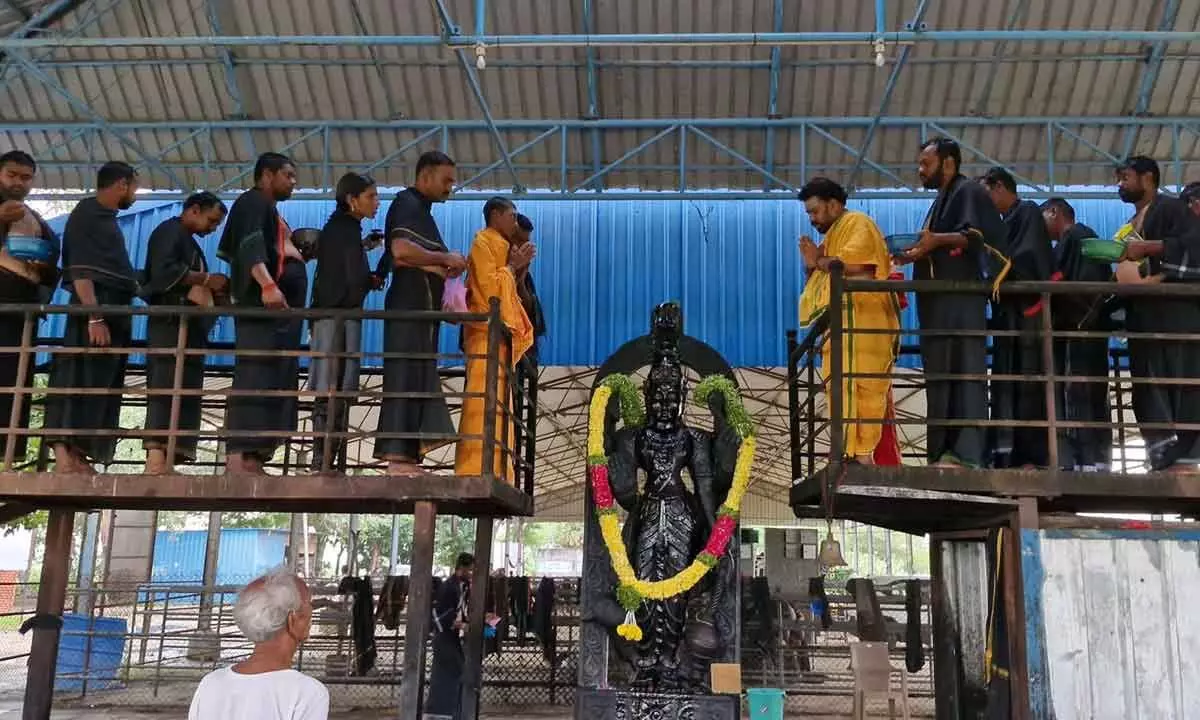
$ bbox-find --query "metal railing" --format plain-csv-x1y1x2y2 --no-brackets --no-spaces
788,266,1200,478
0,299,537,493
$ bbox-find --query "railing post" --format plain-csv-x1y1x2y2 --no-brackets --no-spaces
23,508,75,719
827,261,846,463
3,310,35,470
1040,292,1058,470
523,358,537,497
162,313,189,471
785,329,801,483
481,297,502,482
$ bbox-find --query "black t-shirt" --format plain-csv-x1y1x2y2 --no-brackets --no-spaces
312,209,371,309
61,197,137,294
141,217,207,305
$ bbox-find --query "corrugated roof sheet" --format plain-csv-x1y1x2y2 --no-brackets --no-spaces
4,0,1200,191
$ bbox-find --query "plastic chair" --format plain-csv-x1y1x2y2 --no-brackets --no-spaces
849,641,910,720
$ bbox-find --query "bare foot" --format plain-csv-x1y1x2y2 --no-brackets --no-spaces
225,454,264,475
387,460,427,477
144,449,168,475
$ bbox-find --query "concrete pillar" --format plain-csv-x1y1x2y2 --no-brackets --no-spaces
101,510,158,608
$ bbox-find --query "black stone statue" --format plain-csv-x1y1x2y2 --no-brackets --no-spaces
577,303,742,710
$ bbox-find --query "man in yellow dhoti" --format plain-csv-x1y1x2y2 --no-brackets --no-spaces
797,178,900,464
455,197,535,481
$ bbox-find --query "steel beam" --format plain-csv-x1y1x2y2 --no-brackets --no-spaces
6,116,1200,131
847,0,931,190
809,124,911,188
215,126,325,192
459,126,559,189
1052,122,1122,165
1118,0,1182,159
569,126,678,192
582,0,602,190
205,0,257,157
5,48,187,189
433,0,524,192
3,30,1200,48
926,121,1044,190
763,0,784,188
689,126,796,192
359,127,441,174
970,0,1030,115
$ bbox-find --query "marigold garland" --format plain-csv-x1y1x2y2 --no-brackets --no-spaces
587,373,756,642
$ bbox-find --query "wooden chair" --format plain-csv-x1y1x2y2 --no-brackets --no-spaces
849,641,910,720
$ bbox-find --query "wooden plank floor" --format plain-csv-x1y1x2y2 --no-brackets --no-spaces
790,464,1200,534
0,471,534,518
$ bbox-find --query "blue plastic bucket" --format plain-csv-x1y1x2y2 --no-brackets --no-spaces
55,613,128,692
746,687,786,719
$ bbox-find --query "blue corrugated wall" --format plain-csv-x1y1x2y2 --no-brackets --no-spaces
150,527,289,586
41,195,1137,368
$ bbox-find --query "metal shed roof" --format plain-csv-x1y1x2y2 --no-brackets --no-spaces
3,0,1200,197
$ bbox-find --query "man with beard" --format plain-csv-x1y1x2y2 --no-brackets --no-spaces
901,139,1008,469
45,161,140,473
139,191,228,474
1114,156,1200,473
218,152,305,474
0,151,59,466
797,177,899,464
1040,198,1112,471
373,151,467,477
979,167,1055,468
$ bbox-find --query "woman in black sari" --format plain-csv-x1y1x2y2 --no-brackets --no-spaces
139,192,227,473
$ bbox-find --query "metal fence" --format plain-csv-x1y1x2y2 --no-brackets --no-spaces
0,300,537,487
788,271,1200,479
0,576,935,717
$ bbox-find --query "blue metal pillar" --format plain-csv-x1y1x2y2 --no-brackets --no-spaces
763,0,784,188
434,0,524,192
1119,0,1181,159
678,125,687,192
204,0,257,157
847,0,930,190
475,0,486,36
1046,124,1056,191
560,124,569,191
582,0,602,191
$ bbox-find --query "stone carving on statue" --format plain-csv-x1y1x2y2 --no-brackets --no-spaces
576,302,753,716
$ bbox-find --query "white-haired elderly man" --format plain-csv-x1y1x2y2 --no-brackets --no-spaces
188,568,329,720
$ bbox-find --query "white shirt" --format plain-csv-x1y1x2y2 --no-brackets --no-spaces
188,667,329,720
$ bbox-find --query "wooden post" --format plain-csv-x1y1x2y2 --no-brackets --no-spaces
23,509,76,720
459,517,495,720
399,501,437,718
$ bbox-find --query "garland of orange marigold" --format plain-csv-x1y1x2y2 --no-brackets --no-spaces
587,374,756,642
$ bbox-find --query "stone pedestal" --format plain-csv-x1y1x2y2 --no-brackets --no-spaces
575,688,739,720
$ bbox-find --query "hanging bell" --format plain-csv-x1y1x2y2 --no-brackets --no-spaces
818,525,847,568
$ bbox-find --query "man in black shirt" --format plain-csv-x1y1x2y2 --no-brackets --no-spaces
980,167,1055,468
1040,198,1113,471
309,172,383,471
218,152,305,474
902,138,1007,468
512,213,547,366
46,161,140,473
427,552,492,719
139,192,228,474
0,150,59,465
1115,157,1200,472
372,151,467,476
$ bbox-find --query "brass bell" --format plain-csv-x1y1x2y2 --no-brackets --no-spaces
818,524,847,568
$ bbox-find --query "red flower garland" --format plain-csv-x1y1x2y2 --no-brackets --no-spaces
704,515,736,556
590,465,615,509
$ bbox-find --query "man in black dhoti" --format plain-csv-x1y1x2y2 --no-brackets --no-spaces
512,214,547,367
218,152,306,474
979,168,1055,468
139,191,228,474
427,552,497,719
1041,198,1112,471
1115,156,1200,473
373,151,467,476
901,139,1008,469
45,161,139,473
309,172,383,472
0,151,59,466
